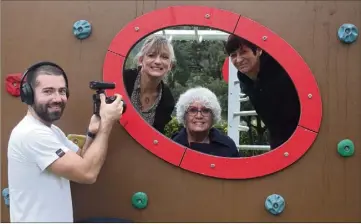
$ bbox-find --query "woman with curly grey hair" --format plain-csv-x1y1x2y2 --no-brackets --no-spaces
171,87,240,158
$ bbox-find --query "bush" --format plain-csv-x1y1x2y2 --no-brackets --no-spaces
164,117,183,138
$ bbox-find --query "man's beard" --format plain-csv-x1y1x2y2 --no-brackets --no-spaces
32,102,65,123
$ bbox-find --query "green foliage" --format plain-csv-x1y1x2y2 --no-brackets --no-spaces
212,120,228,135
167,39,230,119
163,116,183,138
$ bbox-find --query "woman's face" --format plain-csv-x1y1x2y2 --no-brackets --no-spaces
230,45,262,74
185,101,213,133
139,45,172,78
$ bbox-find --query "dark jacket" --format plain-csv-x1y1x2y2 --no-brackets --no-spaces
171,127,240,157
123,68,175,134
237,53,300,149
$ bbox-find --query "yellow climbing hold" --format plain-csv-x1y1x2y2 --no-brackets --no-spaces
67,134,86,148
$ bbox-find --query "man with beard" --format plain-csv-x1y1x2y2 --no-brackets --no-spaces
225,35,301,150
7,62,124,222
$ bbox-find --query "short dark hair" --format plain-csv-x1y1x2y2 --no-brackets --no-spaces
225,34,259,55
26,65,65,88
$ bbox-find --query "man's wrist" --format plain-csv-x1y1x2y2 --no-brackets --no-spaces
98,121,114,135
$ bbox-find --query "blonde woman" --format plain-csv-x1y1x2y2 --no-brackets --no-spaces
123,35,176,134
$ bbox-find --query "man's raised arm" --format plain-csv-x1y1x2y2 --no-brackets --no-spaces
47,93,124,184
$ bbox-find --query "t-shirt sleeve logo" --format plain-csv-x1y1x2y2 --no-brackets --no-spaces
55,149,65,158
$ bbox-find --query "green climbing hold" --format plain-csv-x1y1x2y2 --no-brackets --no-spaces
132,192,148,209
337,139,355,157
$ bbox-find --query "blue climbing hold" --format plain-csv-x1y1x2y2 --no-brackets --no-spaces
73,20,92,40
265,194,285,215
2,188,9,207
337,23,358,44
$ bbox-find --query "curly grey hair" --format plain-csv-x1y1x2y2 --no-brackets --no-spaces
176,87,222,126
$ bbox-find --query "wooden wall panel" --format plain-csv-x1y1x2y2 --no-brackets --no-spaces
1,1,360,222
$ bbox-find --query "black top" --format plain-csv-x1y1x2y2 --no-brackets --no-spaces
123,68,175,134
172,127,240,157
237,53,300,149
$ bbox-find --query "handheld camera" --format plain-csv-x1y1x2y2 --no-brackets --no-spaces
89,81,127,116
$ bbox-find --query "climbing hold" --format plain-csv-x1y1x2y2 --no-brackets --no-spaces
5,73,22,97
2,188,9,207
265,194,285,215
337,23,358,44
67,134,86,148
131,192,148,209
337,139,355,157
73,20,92,40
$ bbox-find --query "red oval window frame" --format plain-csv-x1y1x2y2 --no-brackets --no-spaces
103,5,322,179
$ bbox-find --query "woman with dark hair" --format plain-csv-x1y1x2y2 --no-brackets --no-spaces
225,34,301,149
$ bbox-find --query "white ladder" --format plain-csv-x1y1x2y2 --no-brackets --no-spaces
226,58,270,151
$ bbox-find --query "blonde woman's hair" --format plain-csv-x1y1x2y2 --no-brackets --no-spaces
134,35,176,66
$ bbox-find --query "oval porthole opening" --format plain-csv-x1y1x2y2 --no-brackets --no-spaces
103,5,322,179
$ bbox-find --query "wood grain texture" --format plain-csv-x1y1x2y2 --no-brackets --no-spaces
1,1,360,222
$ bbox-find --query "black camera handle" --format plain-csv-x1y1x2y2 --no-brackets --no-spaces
92,90,127,116
92,93,101,116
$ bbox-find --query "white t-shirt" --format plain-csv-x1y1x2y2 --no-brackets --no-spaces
7,114,79,222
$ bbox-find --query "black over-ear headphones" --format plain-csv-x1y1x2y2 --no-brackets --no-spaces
20,61,69,105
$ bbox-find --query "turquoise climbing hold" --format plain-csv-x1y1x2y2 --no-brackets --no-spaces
338,23,358,44
337,139,355,157
265,194,285,215
2,188,9,207
132,192,148,209
73,20,92,40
